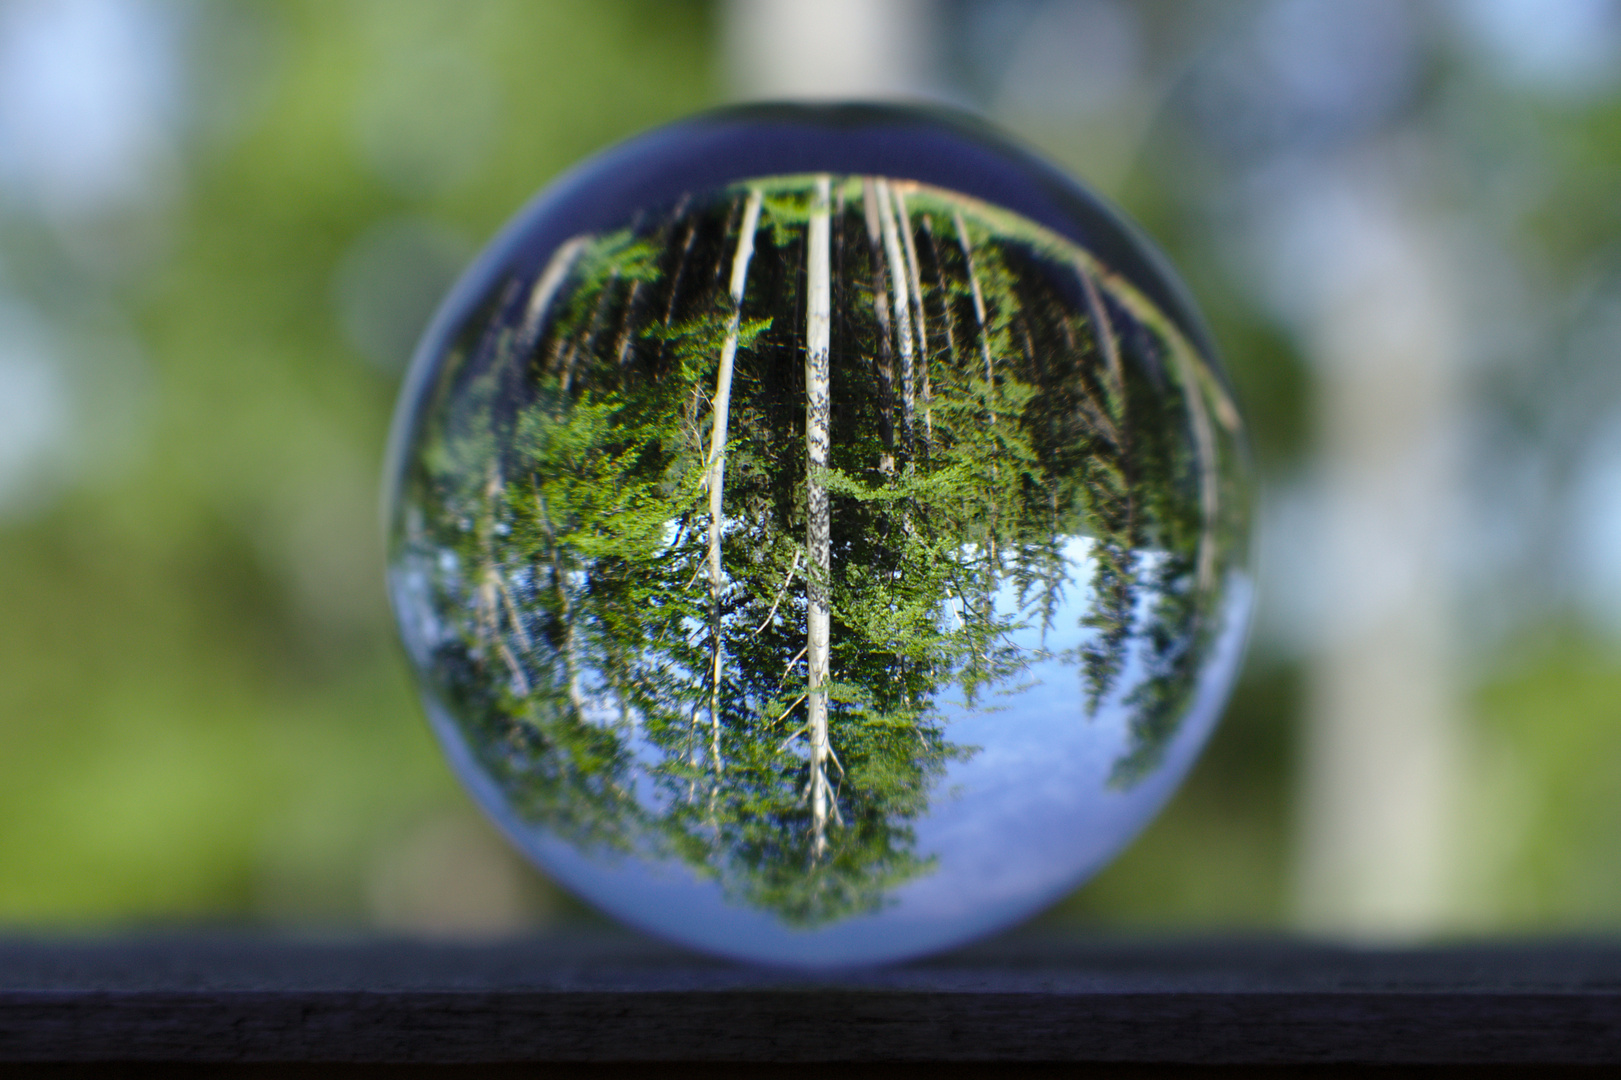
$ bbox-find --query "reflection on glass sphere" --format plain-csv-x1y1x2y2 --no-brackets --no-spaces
385,105,1253,966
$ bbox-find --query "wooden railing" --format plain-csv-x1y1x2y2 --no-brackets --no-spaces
3,929,1619,1073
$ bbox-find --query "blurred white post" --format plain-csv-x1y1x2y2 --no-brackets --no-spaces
722,0,936,100
1294,152,1465,936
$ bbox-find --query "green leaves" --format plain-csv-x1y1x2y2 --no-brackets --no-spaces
644,312,773,384
399,172,1233,924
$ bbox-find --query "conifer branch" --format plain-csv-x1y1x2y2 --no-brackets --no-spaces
777,646,808,690
496,639,530,697
754,549,802,634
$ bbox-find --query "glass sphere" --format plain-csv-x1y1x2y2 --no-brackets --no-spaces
385,104,1253,966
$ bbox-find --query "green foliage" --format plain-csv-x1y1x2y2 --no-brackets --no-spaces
398,175,1237,926
1468,638,1621,928
0,0,715,925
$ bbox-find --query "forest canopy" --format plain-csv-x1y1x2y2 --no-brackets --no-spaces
389,173,1249,926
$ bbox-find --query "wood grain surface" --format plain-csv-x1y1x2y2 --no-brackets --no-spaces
2,930,1619,1070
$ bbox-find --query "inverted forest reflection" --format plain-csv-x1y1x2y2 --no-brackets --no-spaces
390,174,1250,930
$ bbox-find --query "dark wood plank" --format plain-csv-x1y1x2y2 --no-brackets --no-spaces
2,931,1620,1067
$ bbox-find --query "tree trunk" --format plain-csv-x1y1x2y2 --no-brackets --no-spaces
517,236,590,361
861,179,897,475
613,278,644,366
953,208,1000,637
953,209,994,386
893,187,932,447
533,490,585,718
475,464,531,696
921,215,959,376
805,175,835,860
563,268,619,395
1169,343,1220,594
1075,259,1126,422
705,187,764,779
877,179,916,450
1075,259,1135,546
655,210,699,368
665,221,697,324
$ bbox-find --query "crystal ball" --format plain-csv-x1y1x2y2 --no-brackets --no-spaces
385,104,1253,965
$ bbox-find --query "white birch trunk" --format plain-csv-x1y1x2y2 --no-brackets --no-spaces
954,208,1001,621
1075,258,1125,418
474,465,532,697
614,278,644,365
805,175,835,859
922,215,958,365
1168,342,1220,594
877,178,916,446
532,490,585,718
517,236,590,358
562,269,618,396
661,215,698,330
1071,259,1131,513
705,187,764,777
861,178,897,474
953,209,994,384
894,187,932,445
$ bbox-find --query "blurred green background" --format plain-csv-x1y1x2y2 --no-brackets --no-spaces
3,0,1621,938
